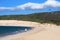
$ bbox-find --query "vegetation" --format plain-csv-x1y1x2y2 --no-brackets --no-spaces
0,11,60,25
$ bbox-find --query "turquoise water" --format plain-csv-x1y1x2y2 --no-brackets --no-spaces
0,26,32,37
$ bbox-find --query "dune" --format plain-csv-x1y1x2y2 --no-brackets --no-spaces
0,20,60,40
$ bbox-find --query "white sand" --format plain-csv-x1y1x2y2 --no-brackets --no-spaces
0,20,60,40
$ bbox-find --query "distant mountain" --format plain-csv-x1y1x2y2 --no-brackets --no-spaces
0,11,60,24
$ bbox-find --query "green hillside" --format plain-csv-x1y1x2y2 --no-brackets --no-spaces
0,11,60,25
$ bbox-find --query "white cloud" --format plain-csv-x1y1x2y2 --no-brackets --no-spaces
0,7,15,11
16,2,44,10
44,0,60,7
0,0,60,11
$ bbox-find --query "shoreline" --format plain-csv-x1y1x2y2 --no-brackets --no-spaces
0,20,43,40
0,20,60,40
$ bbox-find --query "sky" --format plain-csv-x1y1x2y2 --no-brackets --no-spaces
0,0,60,15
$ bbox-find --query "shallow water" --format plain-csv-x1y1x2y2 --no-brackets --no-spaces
0,26,32,37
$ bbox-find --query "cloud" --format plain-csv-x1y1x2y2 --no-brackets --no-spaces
16,2,44,10
0,7,15,11
44,0,60,7
0,0,60,11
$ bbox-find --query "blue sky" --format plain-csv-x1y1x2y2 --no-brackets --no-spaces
0,0,60,15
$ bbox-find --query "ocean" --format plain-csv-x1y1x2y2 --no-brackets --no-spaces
0,26,32,37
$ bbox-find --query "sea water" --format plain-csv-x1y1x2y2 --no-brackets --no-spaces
0,26,32,37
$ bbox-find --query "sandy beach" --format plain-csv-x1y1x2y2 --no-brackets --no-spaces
0,20,60,40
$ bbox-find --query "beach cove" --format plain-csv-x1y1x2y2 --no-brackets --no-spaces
0,20,60,40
